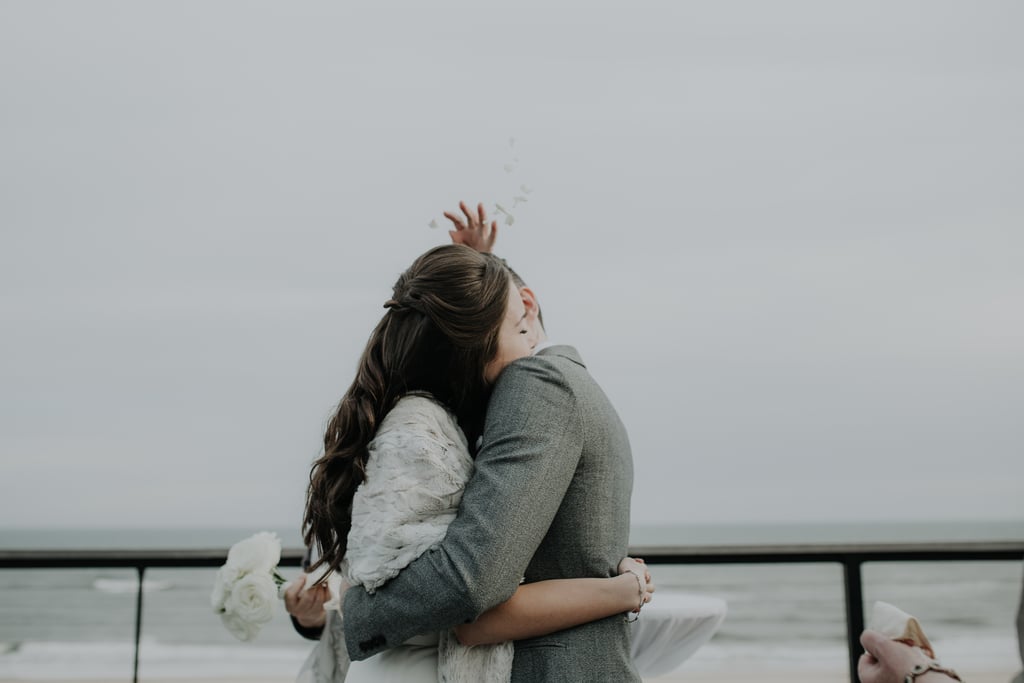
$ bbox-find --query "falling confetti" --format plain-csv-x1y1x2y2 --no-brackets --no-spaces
424,137,531,231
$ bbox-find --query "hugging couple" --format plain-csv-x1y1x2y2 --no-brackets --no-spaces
281,201,970,683
284,200,653,683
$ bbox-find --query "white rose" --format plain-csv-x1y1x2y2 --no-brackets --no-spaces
220,610,260,642
210,564,242,612
226,532,281,573
224,572,277,634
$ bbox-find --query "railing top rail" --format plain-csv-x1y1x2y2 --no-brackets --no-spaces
1,539,1021,568
629,540,1024,564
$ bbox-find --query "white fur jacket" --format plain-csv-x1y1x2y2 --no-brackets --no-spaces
298,394,513,683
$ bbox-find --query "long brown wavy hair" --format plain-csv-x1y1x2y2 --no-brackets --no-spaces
303,244,513,576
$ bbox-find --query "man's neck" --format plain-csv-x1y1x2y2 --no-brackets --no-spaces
532,339,554,355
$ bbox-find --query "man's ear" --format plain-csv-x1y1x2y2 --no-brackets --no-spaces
519,286,539,322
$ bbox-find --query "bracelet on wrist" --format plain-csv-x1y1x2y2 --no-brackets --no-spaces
904,663,963,682
623,570,645,623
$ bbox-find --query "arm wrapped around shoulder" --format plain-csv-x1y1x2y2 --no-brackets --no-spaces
342,358,584,660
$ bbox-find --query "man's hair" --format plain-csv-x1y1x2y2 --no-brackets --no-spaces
484,253,544,327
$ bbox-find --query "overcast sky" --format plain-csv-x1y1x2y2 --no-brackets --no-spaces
1,1,1021,533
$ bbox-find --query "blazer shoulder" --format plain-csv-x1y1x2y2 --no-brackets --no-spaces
494,351,575,393
536,344,586,368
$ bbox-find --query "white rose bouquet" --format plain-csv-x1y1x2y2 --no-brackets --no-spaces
211,531,288,641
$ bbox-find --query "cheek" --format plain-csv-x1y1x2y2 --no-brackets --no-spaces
483,355,506,384
514,336,533,358
484,337,528,384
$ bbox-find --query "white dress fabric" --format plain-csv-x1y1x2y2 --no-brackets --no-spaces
298,394,513,683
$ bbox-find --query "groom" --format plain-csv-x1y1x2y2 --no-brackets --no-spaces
296,204,640,681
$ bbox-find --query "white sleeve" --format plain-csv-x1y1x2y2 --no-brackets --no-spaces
345,396,473,592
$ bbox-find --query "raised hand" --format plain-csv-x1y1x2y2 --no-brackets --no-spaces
444,200,497,253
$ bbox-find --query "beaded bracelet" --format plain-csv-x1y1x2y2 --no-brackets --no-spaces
904,662,964,682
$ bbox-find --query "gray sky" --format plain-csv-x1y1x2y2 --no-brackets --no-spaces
1,1,1021,531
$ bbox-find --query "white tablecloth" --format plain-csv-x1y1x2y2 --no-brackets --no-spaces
630,591,728,677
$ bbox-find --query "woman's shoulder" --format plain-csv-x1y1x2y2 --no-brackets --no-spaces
375,393,468,451
391,391,451,414
386,392,457,426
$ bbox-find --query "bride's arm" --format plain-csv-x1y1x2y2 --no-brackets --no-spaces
454,558,654,647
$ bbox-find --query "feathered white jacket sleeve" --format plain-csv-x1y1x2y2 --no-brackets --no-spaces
345,394,475,591
318,394,512,683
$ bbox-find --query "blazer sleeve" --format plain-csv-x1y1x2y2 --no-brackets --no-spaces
342,355,584,660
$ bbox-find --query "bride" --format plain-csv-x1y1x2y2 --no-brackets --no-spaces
289,204,652,682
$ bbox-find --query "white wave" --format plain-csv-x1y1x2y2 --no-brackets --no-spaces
0,639,310,679
92,577,173,594
0,635,1019,678
673,633,1021,674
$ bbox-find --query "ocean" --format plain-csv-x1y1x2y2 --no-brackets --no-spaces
1,522,1022,679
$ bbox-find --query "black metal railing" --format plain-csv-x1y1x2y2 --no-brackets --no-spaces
2,540,1022,682
629,540,1024,681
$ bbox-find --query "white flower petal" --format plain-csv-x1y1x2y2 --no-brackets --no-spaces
226,532,281,573
224,572,278,632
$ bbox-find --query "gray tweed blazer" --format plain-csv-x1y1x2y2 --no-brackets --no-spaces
341,345,639,682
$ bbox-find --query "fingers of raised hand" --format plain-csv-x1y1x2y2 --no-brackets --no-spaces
460,200,477,226
455,201,489,229
444,210,467,231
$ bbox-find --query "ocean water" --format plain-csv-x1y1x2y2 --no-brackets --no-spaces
1,523,1022,679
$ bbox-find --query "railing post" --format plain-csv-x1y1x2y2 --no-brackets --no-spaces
843,558,865,683
134,565,145,683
